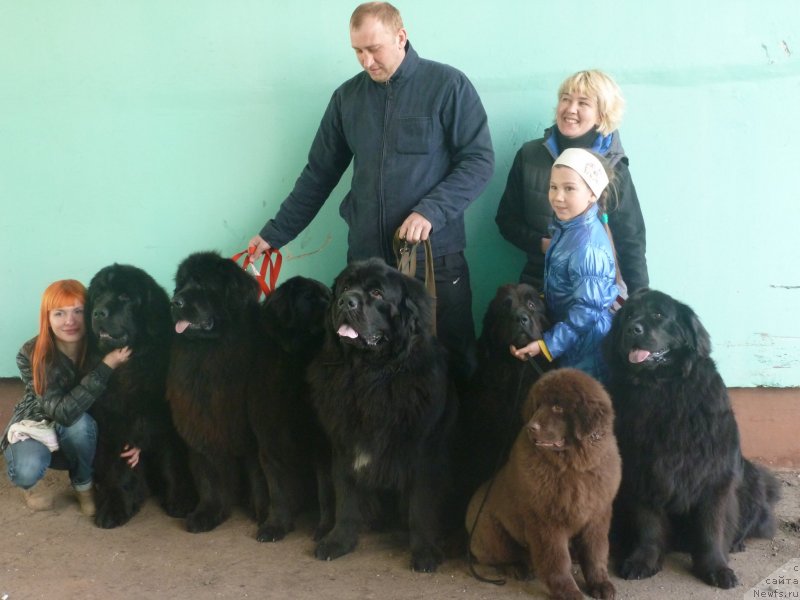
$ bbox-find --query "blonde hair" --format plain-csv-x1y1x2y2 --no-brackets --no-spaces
350,2,403,32
31,279,87,395
557,70,625,135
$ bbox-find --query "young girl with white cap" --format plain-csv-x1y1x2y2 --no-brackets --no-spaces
510,147,619,381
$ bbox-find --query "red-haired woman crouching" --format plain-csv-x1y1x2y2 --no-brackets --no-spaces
1,279,130,515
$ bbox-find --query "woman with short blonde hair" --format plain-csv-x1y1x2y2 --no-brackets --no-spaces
496,69,648,295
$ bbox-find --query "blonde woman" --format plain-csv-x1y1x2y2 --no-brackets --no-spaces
496,69,648,294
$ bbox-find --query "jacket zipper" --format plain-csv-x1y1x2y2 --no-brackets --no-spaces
379,80,391,262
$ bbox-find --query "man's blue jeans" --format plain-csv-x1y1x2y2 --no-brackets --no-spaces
4,412,97,492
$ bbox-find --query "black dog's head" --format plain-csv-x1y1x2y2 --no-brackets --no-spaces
171,251,259,339
522,368,614,462
607,289,711,376
262,276,331,359
329,258,433,358
479,283,549,357
87,264,172,352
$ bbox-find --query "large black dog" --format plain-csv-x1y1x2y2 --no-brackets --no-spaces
167,251,269,534
461,283,550,493
308,258,458,572
87,264,195,528
606,289,779,589
167,251,331,540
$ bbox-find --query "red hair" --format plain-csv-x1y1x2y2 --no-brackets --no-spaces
31,279,87,395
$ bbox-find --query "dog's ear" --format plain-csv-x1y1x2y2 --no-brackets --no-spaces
223,258,260,308
605,301,628,366
573,396,610,441
678,301,712,358
398,274,434,337
142,275,172,339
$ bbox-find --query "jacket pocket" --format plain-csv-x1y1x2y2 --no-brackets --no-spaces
395,117,433,154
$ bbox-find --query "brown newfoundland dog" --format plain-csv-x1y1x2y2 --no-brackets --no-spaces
308,258,458,572
605,289,779,589
467,368,620,600
461,283,550,494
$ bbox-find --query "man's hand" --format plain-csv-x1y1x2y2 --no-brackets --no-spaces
247,234,273,259
397,212,432,243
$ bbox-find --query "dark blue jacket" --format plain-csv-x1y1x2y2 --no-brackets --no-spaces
543,204,617,382
260,42,494,263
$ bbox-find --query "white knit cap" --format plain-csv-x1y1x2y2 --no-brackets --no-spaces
553,148,609,198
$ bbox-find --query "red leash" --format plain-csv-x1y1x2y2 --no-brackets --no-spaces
231,247,283,299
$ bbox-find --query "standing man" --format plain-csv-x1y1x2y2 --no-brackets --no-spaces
249,2,494,382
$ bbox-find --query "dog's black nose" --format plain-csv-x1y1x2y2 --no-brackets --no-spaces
92,307,108,319
171,296,184,309
629,322,644,336
338,292,360,310
517,312,531,327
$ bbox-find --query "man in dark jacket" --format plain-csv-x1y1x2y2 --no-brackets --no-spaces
249,2,494,381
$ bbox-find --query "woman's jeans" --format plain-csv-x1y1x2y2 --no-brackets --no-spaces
4,412,97,492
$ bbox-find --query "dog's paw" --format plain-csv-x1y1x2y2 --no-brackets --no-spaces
313,518,334,542
696,565,738,589
93,493,136,529
619,557,661,580
185,507,227,533
314,532,358,561
94,503,134,529
586,579,616,600
730,539,747,553
549,587,584,600
161,494,194,519
256,522,291,543
410,547,442,573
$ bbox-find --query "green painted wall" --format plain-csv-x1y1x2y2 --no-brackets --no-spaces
1,1,798,386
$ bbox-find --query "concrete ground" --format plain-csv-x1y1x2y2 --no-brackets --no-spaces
0,378,798,600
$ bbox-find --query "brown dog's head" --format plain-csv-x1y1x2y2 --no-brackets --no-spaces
521,368,615,466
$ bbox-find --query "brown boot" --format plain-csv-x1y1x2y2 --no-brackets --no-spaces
22,484,54,511
75,487,96,517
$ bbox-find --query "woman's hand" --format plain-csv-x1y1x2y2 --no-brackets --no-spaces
120,445,141,469
102,346,132,369
510,341,541,361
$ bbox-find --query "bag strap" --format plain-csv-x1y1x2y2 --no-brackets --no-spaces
231,248,283,299
392,229,436,333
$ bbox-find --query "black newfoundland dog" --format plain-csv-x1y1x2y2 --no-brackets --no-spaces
308,258,458,572
87,264,195,528
606,289,779,589
461,283,550,492
167,251,330,540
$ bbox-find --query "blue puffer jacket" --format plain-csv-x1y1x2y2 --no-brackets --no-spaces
260,42,494,263
542,204,618,381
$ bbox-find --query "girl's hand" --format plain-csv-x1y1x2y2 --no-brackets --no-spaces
102,346,132,369
120,445,141,469
510,341,541,361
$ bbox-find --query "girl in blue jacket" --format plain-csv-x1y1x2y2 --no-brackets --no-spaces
510,148,618,381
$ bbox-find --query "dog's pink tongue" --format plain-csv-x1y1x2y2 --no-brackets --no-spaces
337,324,358,339
175,321,191,334
628,349,651,364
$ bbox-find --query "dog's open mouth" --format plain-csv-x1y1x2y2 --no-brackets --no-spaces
337,324,385,347
97,330,129,345
535,439,566,450
174,319,214,334
628,347,670,364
